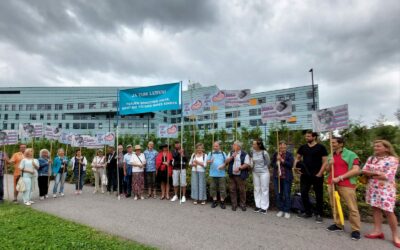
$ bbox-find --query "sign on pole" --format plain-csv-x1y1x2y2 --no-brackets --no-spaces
157,124,179,138
312,104,349,132
261,100,293,123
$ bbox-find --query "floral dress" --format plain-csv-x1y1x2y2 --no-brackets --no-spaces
363,156,399,212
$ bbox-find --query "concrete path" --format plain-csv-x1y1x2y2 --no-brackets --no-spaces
2,174,397,249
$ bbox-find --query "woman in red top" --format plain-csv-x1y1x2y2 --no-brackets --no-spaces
156,144,173,200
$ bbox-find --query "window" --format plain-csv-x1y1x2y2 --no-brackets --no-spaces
26,104,34,111
120,123,125,129
177,117,181,123
163,117,168,123
37,104,44,110
81,123,87,129
98,123,103,129
101,102,108,108
40,114,44,120
15,114,19,120
0,114,2,119
112,101,117,108
307,90,314,99
12,104,16,111
249,108,261,116
5,104,9,111
30,114,36,120
19,104,24,111
292,105,296,112
257,97,266,104
67,103,74,110
0,104,2,111
55,104,63,110
54,114,58,120
73,123,80,129
66,123,70,129
307,103,315,111
171,118,177,123
47,114,51,120
45,104,51,110
78,103,85,109
287,93,295,101
226,121,233,128
4,114,8,120
151,123,155,129
89,102,96,109
2,123,7,129
62,114,66,120
171,110,177,115
58,123,62,128
225,112,233,118
88,123,95,129
11,123,15,129
250,119,262,126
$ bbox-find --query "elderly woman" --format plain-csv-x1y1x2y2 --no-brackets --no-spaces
156,144,173,200
52,148,68,198
92,149,107,194
71,149,87,195
130,145,147,200
362,140,400,248
19,148,39,206
38,149,52,200
190,143,207,205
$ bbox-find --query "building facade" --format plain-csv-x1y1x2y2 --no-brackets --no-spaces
0,84,319,139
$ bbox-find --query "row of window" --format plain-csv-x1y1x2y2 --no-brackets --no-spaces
0,102,118,111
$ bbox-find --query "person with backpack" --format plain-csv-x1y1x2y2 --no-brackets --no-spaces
271,141,294,219
52,148,68,198
71,149,87,195
207,141,227,209
250,139,270,214
225,140,251,211
190,143,207,205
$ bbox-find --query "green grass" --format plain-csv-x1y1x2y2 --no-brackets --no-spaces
0,202,155,250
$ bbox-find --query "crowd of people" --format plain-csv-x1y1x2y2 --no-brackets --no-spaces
0,131,399,248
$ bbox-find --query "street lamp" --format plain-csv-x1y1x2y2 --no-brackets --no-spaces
309,68,316,111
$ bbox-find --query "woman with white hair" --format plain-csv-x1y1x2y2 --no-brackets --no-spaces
38,149,52,200
19,148,39,206
92,149,107,194
190,143,208,205
52,148,69,198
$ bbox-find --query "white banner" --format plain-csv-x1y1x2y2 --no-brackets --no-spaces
96,132,116,146
203,90,226,110
19,123,43,139
224,89,251,108
44,125,62,140
312,104,349,132
261,100,293,123
183,98,205,117
0,130,18,146
157,124,179,138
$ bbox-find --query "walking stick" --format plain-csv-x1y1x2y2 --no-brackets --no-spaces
47,140,53,193
276,130,281,194
3,144,10,200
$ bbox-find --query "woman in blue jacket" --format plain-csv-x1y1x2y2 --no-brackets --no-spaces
38,149,51,200
52,148,69,198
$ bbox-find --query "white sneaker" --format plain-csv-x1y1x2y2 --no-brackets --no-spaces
39,196,45,200
140,196,145,200
24,202,31,206
284,212,291,219
93,189,98,194
276,211,284,217
75,191,79,195
134,196,138,200
29,200,35,204
79,190,82,194
45,195,49,199
171,195,178,202
53,194,57,198
181,196,186,203
101,190,105,194
60,193,64,197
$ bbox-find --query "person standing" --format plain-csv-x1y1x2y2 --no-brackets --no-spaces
171,141,188,203
71,149,87,194
8,144,26,202
250,139,270,214
130,145,146,200
155,144,173,200
0,149,9,203
225,141,251,211
19,148,39,206
38,149,51,200
190,143,207,205
362,140,400,248
123,145,134,198
106,146,118,195
117,145,125,195
294,131,328,223
92,149,107,194
325,137,361,240
144,141,158,198
207,141,227,209
52,148,68,198
271,141,294,219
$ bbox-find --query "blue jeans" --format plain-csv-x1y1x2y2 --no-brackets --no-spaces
273,177,292,213
191,171,207,201
124,175,132,195
53,172,67,194
74,168,86,190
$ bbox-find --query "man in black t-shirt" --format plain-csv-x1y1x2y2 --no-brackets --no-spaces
294,131,328,223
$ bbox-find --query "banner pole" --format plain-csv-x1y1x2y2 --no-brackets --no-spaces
47,139,53,193
116,88,121,200
78,146,82,193
276,130,281,194
167,137,170,199
212,108,215,144
179,81,183,205
3,144,9,200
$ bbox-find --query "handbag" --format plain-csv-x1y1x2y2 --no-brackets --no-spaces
16,167,26,192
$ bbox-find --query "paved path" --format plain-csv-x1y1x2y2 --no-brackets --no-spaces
2,174,397,250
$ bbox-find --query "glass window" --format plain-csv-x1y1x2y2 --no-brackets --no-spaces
307,103,314,111
55,104,63,110
101,102,108,108
257,97,266,104
3,123,7,129
45,104,51,110
62,114,65,120
54,114,59,120
81,123,87,129
78,103,85,109
163,117,168,122
11,104,16,111
276,95,285,101
120,123,125,129
66,123,70,129
0,104,2,111
249,109,258,116
307,91,314,99
5,104,9,111
11,123,15,129
98,123,103,129
4,114,8,120
151,123,155,129
15,114,19,120
171,118,177,123
112,101,117,108
287,93,295,101
26,104,34,111
37,104,44,110
73,123,80,129
225,112,233,118
88,123,95,129
30,114,36,120
292,105,296,112
58,123,62,128
171,110,177,115
67,103,74,110
19,104,24,111
40,114,44,120
226,121,233,128
89,102,96,109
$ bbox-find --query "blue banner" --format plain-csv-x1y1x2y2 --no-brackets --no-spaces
119,82,182,115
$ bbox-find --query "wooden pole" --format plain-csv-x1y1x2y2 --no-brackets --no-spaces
276,130,281,194
47,140,53,192
3,144,9,200
116,126,120,200
78,147,82,193
167,138,170,199
329,131,337,222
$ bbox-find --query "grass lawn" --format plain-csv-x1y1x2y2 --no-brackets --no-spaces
0,202,155,250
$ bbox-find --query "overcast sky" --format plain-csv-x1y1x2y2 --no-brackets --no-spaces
0,0,399,125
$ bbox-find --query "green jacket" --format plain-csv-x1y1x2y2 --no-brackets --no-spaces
328,148,359,184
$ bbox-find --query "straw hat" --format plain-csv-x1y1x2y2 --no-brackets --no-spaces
134,145,142,150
